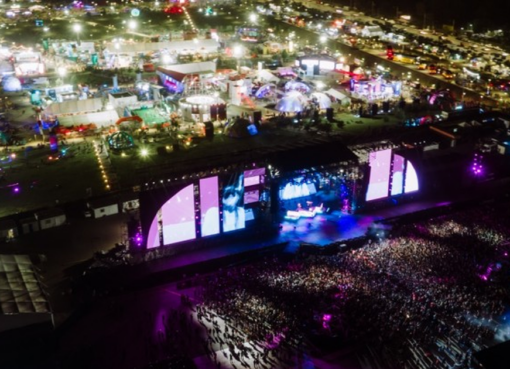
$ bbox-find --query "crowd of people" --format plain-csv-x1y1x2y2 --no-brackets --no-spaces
194,206,510,368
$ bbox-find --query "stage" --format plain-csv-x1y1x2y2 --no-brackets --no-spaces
123,196,457,287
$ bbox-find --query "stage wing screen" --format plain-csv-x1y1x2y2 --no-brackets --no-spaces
161,184,196,245
200,176,220,237
405,161,419,193
366,149,392,201
391,154,405,196
222,173,245,232
147,213,161,249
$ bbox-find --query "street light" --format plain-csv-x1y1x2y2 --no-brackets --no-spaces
249,13,257,24
73,23,82,43
128,20,137,31
58,67,67,84
233,45,242,72
58,66,67,77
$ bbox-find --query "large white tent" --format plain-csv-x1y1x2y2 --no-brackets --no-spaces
43,98,104,118
2,76,21,92
256,70,279,83
325,88,351,105
276,91,308,113
310,92,332,109
58,110,120,128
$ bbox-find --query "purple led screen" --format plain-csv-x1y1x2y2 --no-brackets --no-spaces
405,161,419,193
390,154,405,196
200,176,220,237
244,189,260,204
222,173,245,232
244,167,265,187
161,184,196,245
366,149,392,201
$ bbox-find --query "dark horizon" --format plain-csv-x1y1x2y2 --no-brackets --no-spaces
331,0,510,31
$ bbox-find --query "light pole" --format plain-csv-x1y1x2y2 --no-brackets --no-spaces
58,66,67,84
73,23,82,44
233,45,242,72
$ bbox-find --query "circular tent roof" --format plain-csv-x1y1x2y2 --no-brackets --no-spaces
2,76,21,92
310,92,332,109
275,91,308,113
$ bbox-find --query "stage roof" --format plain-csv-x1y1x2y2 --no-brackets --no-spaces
0,254,49,315
138,135,358,186
267,138,358,172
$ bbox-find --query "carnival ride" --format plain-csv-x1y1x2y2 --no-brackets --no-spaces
107,131,135,150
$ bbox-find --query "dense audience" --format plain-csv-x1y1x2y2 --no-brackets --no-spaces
195,207,510,368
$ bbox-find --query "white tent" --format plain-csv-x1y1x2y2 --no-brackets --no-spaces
106,39,220,56
276,91,308,112
58,110,120,128
43,98,103,117
2,76,21,92
325,88,350,104
310,92,332,109
257,69,280,83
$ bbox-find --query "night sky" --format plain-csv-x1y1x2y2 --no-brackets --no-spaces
338,0,510,30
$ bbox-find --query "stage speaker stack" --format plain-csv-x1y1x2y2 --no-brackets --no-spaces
157,146,167,156
326,107,334,121
204,121,214,139
253,111,262,129
382,101,390,113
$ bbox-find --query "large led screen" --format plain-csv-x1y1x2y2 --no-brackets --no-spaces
366,149,392,201
222,173,245,232
146,184,196,248
279,178,317,200
162,184,196,245
390,154,405,196
200,176,220,237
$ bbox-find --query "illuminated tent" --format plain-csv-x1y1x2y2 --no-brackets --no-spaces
310,92,332,109
276,91,308,113
2,76,21,92
254,83,276,98
284,80,311,93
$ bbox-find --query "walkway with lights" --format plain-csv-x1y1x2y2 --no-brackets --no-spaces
93,140,119,191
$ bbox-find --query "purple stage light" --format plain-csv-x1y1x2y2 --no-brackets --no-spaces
134,232,143,247
13,186,20,194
